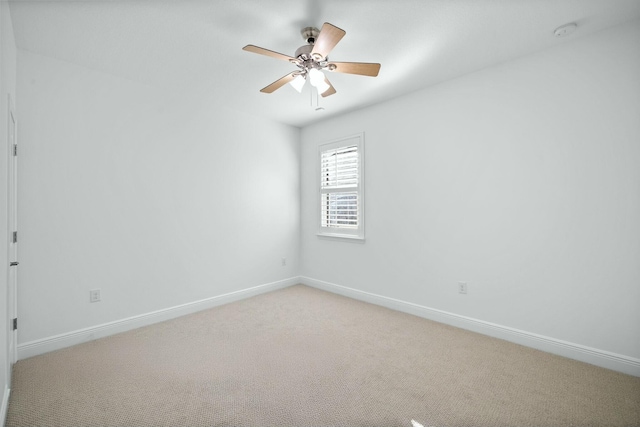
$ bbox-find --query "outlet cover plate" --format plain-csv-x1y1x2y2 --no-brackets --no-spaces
458,282,468,294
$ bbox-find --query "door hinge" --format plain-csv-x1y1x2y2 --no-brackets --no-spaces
13,144,17,156
12,318,17,331
12,231,17,243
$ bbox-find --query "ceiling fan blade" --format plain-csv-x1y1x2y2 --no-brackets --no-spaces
260,72,297,93
321,76,336,97
243,45,295,62
311,22,345,58
328,62,381,77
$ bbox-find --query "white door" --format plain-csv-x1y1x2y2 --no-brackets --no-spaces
7,101,18,374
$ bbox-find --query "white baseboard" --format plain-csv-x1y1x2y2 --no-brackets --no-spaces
1,387,9,427
17,275,640,377
300,276,640,377
18,277,300,360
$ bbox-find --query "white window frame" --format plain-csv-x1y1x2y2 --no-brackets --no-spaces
317,133,365,240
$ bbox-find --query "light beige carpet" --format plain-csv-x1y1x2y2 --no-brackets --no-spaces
6,285,640,427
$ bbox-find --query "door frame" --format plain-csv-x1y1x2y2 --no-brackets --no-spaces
7,95,18,373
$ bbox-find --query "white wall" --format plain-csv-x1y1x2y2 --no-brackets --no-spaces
1,0,18,421
16,51,300,345
301,21,640,361
9,12,640,378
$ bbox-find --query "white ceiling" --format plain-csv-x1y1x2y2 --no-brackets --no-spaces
8,0,640,128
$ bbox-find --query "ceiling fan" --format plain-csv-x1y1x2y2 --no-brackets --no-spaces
242,22,381,97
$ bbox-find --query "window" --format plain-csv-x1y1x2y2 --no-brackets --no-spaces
318,134,364,240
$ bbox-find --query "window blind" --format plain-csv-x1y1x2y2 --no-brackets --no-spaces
321,145,358,189
320,144,359,229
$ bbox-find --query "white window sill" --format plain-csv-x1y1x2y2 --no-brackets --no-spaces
316,232,365,243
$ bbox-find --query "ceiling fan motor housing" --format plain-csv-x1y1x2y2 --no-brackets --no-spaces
294,44,314,59
293,43,329,76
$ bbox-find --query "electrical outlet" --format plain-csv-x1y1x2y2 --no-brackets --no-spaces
281,258,287,267
90,289,101,303
458,282,468,294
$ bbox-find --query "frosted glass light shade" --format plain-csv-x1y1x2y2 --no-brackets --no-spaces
289,74,305,92
309,68,329,94
309,68,324,86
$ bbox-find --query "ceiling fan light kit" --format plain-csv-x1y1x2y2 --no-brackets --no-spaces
243,22,381,98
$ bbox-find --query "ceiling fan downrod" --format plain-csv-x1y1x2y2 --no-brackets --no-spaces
300,26,320,45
